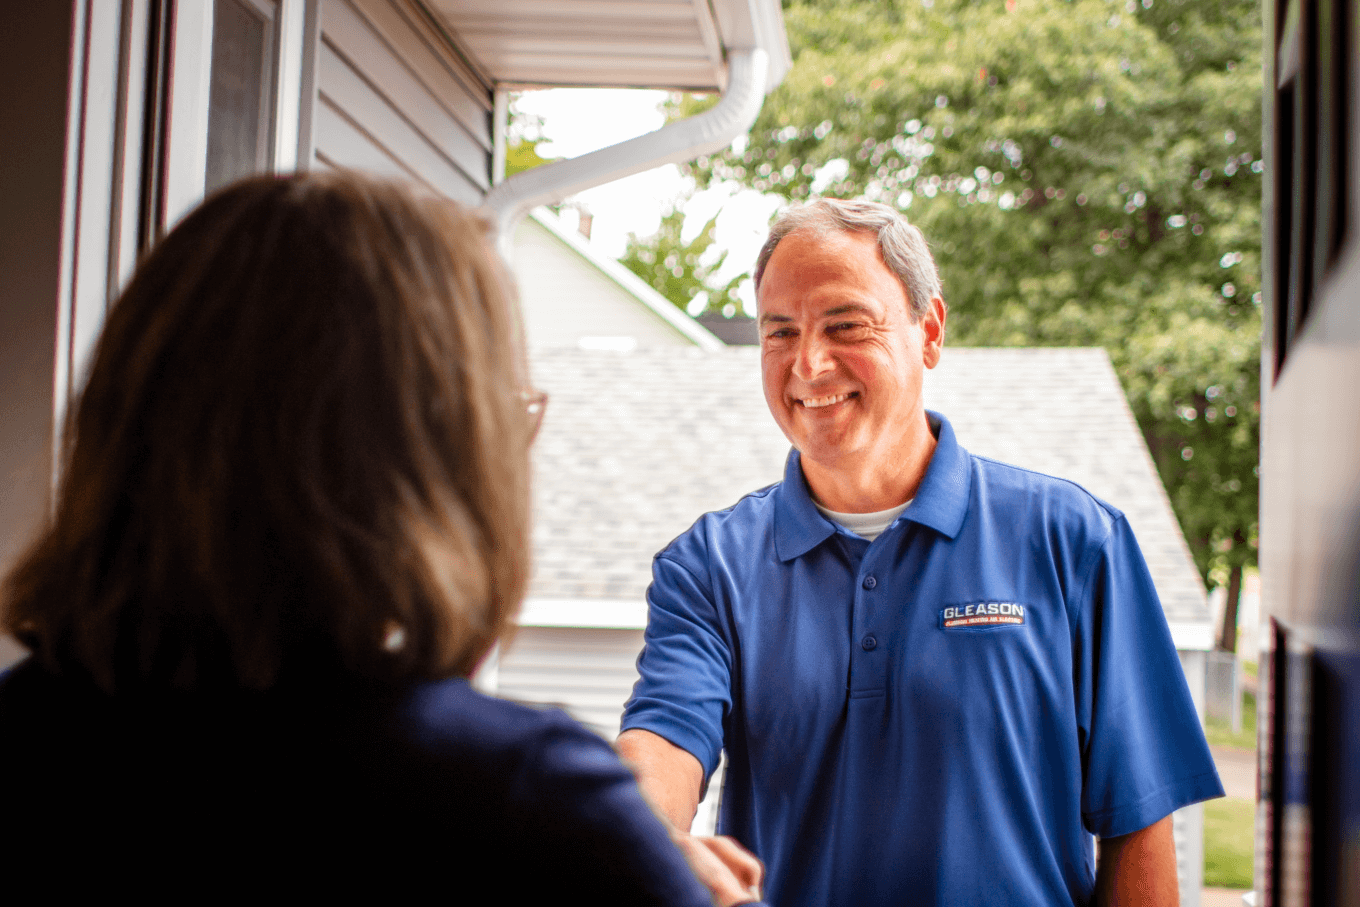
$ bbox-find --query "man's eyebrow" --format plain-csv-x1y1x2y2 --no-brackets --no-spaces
822,303,875,318
759,304,876,327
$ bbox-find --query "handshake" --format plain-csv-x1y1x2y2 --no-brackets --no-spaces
620,729,765,907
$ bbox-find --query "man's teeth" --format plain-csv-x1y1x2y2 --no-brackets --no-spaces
802,393,852,409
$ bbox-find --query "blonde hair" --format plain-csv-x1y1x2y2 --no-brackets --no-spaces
3,171,531,691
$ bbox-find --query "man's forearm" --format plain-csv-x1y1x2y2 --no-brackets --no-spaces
616,729,765,906
1095,816,1179,906
616,728,705,831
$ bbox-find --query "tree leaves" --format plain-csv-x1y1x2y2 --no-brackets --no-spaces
618,200,749,317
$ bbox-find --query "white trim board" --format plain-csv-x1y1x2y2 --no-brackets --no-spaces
1169,620,1215,652
518,597,648,629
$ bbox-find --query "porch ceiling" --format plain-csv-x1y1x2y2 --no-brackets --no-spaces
427,0,783,92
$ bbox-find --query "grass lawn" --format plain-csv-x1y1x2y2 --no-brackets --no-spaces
1202,659,1257,889
1205,689,1257,750
1204,797,1255,889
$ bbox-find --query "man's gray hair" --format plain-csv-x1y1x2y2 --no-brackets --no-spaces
754,198,943,320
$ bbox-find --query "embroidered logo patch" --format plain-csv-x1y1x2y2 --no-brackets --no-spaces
940,602,1026,629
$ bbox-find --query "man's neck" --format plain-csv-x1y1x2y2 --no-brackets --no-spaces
800,425,938,514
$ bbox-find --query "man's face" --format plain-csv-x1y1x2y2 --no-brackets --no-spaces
756,229,944,476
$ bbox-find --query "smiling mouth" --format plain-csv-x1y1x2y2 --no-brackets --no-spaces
799,392,856,409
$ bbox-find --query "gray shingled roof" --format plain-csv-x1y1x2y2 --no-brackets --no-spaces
528,346,1209,630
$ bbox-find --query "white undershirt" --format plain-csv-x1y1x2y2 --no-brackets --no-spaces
813,499,912,541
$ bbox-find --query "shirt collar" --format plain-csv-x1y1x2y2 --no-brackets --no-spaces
907,412,971,540
773,411,972,562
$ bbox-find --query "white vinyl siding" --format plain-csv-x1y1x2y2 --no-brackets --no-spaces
496,626,644,741
514,217,701,349
314,0,492,202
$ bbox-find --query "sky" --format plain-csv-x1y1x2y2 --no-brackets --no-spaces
511,88,785,314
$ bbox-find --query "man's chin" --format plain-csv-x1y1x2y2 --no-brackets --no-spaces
793,438,858,470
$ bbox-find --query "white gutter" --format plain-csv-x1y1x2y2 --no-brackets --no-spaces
483,47,770,248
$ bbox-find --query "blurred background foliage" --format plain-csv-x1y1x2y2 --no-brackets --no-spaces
618,206,748,317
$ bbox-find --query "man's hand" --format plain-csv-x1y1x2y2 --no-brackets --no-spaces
670,832,765,906
1095,815,1179,906
617,730,764,904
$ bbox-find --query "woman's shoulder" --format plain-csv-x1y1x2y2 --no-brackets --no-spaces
340,676,636,812
376,678,714,904
376,675,617,776
0,657,103,730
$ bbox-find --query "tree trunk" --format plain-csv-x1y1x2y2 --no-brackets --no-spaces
1219,562,1243,652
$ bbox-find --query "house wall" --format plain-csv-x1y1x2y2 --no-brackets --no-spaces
0,4,79,668
513,217,698,349
314,0,491,202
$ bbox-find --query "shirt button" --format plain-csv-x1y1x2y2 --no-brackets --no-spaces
861,635,878,651
862,575,877,590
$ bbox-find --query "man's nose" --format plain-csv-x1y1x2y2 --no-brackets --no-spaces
793,333,834,380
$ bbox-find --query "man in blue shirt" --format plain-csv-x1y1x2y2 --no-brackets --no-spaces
618,199,1223,906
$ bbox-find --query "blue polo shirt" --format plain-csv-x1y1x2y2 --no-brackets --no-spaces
622,413,1223,907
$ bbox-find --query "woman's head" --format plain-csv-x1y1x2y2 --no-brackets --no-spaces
3,171,533,691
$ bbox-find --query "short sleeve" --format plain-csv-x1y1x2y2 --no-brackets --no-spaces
620,551,732,780
1074,515,1225,837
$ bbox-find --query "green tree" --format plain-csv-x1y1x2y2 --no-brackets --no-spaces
686,0,1261,628
505,138,555,178
619,199,749,316
504,94,559,179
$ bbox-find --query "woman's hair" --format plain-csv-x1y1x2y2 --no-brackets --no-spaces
2,171,532,692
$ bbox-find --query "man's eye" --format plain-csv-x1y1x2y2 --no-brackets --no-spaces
764,328,794,340
830,322,868,336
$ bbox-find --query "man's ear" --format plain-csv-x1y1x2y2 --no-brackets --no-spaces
922,296,946,369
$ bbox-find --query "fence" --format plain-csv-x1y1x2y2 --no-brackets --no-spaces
1205,649,1243,734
